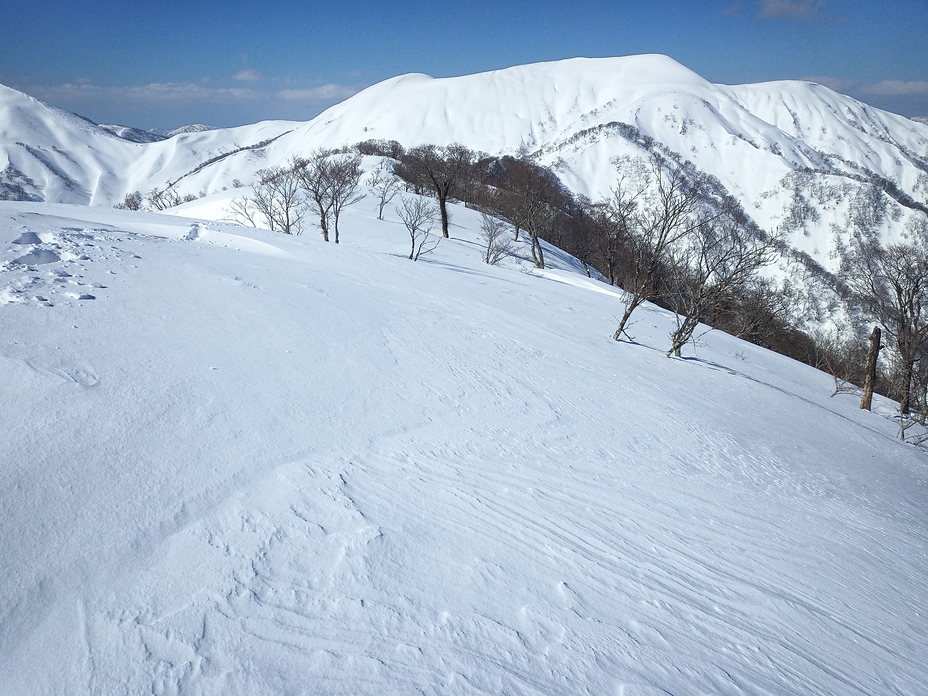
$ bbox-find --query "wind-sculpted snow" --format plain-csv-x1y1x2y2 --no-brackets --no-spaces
1,198,925,695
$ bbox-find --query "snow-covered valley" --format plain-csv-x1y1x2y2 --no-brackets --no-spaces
1,194,926,695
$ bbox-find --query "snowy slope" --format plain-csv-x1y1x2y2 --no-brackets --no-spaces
1,195,926,695
0,83,297,205
0,84,136,204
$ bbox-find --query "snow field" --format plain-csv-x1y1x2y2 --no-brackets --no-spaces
1,196,926,695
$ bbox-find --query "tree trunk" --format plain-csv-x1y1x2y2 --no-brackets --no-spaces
919,382,927,425
860,326,881,410
900,361,913,416
438,196,450,238
530,233,545,269
667,315,699,357
613,295,642,341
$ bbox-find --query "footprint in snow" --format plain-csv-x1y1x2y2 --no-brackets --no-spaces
59,367,99,387
12,232,43,245
12,249,61,265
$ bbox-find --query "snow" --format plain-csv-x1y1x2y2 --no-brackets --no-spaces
1,194,926,695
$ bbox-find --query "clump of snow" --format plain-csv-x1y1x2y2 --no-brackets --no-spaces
12,248,60,265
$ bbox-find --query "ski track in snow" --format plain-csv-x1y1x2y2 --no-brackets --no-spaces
1,200,926,695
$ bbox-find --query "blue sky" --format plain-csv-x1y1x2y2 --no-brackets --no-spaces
2,0,925,129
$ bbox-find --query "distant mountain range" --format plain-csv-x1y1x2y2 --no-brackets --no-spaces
97,123,216,144
2,55,926,314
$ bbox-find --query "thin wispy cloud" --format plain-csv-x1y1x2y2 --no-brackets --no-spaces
278,85,359,101
758,0,829,21
801,75,928,116
721,2,742,16
34,81,259,104
17,79,364,128
233,69,262,83
807,76,928,97
860,80,928,97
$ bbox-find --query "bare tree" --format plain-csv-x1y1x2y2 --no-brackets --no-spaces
327,153,365,244
492,159,562,269
560,205,598,278
491,189,524,241
814,331,867,398
353,138,405,159
843,237,928,420
662,215,779,357
396,197,440,261
115,191,143,210
294,150,336,241
223,196,262,228
611,157,705,341
479,213,513,265
370,165,403,220
294,150,365,243
400,144,475,238
251,164,305,234
523,198,554,270
585,173,646,286
147,186,184,211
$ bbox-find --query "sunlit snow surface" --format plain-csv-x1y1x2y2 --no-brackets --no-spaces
1,198,926,695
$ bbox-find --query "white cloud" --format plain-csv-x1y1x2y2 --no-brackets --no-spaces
15,79,365,128
33,81,260,104
798,76,928,117
860,80,928,97
758,0,829,21
277,85,360,101
804,76,928,98
233,69,262,83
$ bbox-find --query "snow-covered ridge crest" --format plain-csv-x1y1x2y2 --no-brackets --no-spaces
291,54,717,153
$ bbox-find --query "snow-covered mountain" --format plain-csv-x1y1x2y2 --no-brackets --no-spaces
0,82,297,205
95,123,218,142
1,195,926,695
96,123,217,144
2,55,927,300
97,123,169,144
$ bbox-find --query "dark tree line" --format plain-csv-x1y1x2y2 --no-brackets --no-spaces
354,139,802,358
